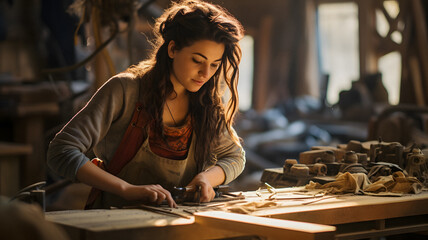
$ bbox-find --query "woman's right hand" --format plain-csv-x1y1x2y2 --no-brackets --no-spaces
121,184,177,208
77,162,177,208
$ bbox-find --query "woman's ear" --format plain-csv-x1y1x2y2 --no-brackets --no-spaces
167,40,176,59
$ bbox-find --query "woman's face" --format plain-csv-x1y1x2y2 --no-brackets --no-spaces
168,39,225,93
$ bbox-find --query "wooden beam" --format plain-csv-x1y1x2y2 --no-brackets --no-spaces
410,56,426,106
194,211,336,240
411,0,428,104
252,15,273,112
358,0,378,76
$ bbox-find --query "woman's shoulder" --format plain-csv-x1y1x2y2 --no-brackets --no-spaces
107,72,138,85
100,72,141,92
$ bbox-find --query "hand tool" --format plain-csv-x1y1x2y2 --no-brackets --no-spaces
123,204,192,219
172,185,233,204
172,186,201,203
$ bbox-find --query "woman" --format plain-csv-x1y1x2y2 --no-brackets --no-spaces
47,0,245,209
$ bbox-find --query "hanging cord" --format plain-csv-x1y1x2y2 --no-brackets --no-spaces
127,13,135,65
41,0,136,75
92,6,117,77
41,25,119,75
73,5,85,46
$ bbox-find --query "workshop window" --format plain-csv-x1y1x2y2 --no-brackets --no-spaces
238,35,254,111
318,1,402,106
379,51,401,105
317,2,360,105
222,35,254,111
377,1,402,105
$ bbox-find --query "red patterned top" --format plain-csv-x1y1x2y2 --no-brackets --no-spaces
149,115,192,160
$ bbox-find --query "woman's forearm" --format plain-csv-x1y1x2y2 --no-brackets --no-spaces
203,165,226,187
76,161,177,207
76,161,128,196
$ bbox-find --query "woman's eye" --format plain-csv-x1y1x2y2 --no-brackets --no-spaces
192,58,202,64
211,63,219,68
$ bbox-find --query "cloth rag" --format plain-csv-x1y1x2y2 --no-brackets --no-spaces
305,171,423,195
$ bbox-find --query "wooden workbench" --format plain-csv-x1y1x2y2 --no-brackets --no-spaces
246,188,428,239
45,188,428,240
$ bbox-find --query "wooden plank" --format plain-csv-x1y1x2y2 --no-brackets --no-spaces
252,192,428,225
45,209,194,232
46,209,261,240
79,223,249,240
195,211,336,240
0,142,32,156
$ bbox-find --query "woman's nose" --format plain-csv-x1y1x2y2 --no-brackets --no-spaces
198,64,209,78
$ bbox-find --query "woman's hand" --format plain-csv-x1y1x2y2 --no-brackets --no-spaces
77,161,177,208
186,172,216,202
121,184,177,208
186,166,226,202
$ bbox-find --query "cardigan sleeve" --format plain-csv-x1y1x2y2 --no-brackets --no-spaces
47,76,129,181
210,127,246,184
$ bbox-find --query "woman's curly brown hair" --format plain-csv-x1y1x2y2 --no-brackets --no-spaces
127,0,244,171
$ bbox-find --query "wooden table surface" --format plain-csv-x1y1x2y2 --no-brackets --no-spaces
45,187,428,240
244,187,428,224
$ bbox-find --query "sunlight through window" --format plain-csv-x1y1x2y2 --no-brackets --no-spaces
318,3,359,105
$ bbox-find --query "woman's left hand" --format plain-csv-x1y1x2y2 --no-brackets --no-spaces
186,172,216,202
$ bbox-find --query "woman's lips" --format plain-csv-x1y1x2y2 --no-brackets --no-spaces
192,79,205,85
